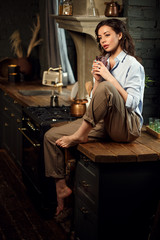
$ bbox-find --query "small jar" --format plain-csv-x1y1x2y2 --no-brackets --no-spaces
8,65,20,82
58,0,63,15
62,0,73,16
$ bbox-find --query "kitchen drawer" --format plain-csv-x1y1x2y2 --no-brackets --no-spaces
2,93,21,115
75,156,99,211
76,185,98,213
74,195,98,240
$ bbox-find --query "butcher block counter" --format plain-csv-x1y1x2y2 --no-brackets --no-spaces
77,129,160,163
0,79,72,107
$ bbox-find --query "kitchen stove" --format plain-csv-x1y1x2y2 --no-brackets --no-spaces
23,105,75,126
20,105,76,218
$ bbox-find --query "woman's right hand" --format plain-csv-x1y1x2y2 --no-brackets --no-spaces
91,60,102,81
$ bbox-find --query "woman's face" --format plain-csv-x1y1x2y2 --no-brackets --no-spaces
97,25,122,53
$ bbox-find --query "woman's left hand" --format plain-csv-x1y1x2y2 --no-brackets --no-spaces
92,60,109,80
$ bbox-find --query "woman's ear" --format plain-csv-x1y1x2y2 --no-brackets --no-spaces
118,32,123,40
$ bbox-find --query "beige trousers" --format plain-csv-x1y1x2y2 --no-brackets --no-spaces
44,81,141,178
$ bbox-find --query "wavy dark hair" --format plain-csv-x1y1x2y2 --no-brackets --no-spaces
95,19,135,57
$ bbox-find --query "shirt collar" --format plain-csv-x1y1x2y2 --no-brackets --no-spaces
105,51,127,71
115,50,127,62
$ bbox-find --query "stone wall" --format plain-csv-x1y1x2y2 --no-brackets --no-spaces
124,0,160,123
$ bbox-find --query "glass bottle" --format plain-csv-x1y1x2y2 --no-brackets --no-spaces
87,0,99,16
62,0,73,16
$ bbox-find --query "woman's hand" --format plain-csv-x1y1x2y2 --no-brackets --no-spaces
91,60,102,81
91,59,108,94
91,59,128,102
91,60,109,81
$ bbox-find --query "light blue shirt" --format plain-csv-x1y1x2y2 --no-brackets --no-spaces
109,51,145,127
92,50,145,127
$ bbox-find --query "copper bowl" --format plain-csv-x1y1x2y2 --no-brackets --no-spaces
70,99,87,117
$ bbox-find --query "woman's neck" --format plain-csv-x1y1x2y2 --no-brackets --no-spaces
110,46,122,60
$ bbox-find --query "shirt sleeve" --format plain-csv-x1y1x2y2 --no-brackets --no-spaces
125,63,145,112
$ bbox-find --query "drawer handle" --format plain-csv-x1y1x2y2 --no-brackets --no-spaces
17,118,21,123
81,180,90,188
18,128,40,147
83,158,90,163
4,123,8,127
83,157,90,167
80,207,88,215
4,107,8,111
11,113,15,117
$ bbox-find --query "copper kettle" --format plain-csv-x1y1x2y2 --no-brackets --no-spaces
104,1,121,17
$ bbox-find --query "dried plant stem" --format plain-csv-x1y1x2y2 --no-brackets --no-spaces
27,14,43,57
10,30,23,58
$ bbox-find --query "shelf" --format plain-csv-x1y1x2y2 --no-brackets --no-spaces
52,15,127,36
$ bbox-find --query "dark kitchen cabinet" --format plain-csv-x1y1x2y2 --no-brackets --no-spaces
0,89,3,147
0,89,22,166
74,154,160,240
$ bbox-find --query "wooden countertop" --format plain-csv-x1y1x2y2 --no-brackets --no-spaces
0,79,72,107
77,127,160,163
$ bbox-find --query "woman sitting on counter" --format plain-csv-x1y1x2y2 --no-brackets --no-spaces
44,18,145,215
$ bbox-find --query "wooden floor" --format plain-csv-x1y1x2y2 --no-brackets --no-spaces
0,149,69,240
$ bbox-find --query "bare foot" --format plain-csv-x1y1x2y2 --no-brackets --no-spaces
55,183,72,215
56,134,88,148
56,119,92,148
56,198,64,216
57,186,72,199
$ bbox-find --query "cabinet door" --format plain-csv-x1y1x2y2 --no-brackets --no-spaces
75,156,99,240
74,195,98,240
75,158,99,213
0,89,3,147
10,108,22,165
2,111,11,153
1,91,22,165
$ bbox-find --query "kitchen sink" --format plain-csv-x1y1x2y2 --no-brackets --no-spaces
18,89,53,96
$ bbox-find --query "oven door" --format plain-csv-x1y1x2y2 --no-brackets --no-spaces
18,127,42,190
18,126,57,217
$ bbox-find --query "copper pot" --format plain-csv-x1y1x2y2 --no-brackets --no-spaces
104,1,121,17
70,99,87,117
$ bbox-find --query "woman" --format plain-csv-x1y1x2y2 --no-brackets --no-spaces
44,19,145,215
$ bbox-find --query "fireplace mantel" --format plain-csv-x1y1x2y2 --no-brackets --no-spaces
53,15,126,98
52,15,113,37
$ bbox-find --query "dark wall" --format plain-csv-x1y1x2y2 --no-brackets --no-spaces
124,0,160,123
0,0,40,57
0,0,42,78
0,0,75,80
